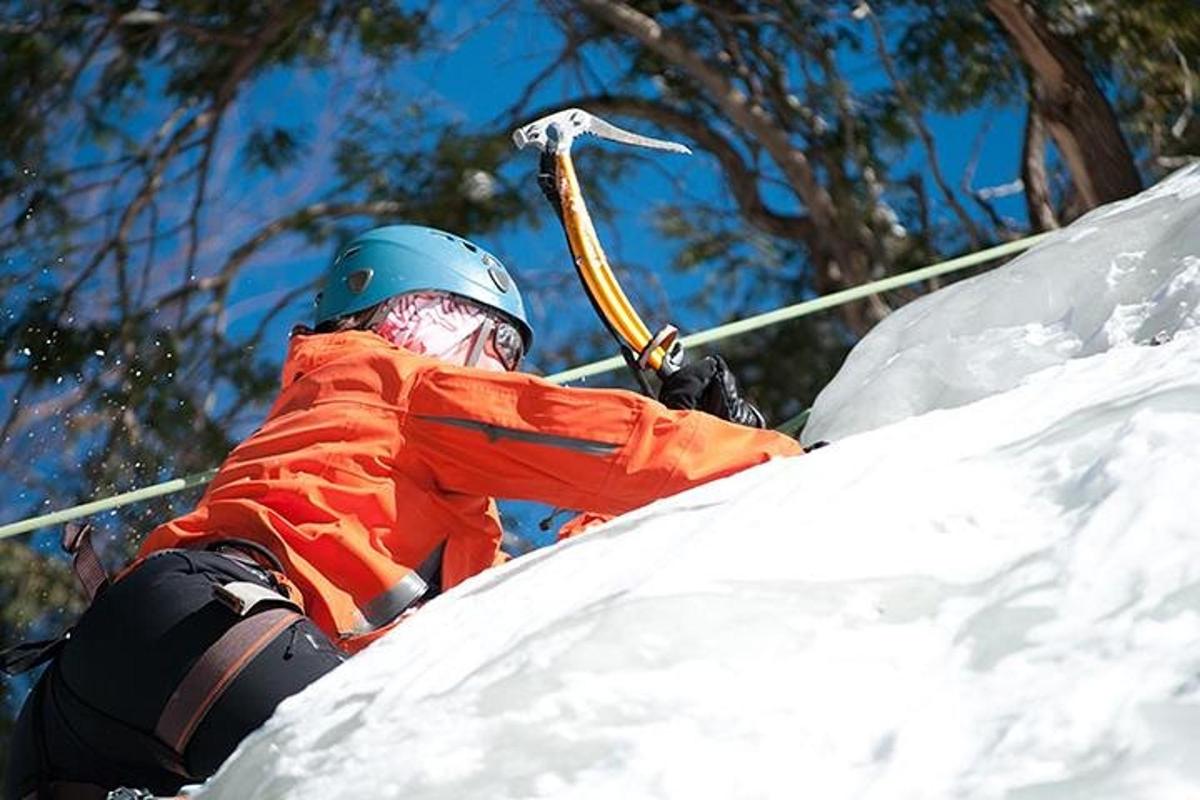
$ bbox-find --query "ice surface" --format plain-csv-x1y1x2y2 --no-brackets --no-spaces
197,169,1200,800
803,162,1200,445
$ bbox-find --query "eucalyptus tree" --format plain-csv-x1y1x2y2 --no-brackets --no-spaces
515,0,1196,421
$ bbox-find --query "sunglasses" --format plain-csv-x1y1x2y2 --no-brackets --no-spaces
463,310,525,372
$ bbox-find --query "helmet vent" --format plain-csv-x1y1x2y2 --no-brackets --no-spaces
335,245,362,265
345,268,374,294
488,264,510,292
430,229,481,255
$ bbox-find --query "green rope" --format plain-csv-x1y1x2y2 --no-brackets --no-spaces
549,233,1053,383
776,408,811,437
0,470,219,541
0,232,1051,541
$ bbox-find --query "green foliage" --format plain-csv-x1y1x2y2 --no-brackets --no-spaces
0,541,79,635
242,126,307,173
355,3,428,58
5,297,113,385
0,6,439,759
0,540,83,784
1073,0,1200,162
895,0,1199,175
896,2,1023,113
333,96,537,236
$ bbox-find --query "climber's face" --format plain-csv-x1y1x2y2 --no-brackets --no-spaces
368,291,525,373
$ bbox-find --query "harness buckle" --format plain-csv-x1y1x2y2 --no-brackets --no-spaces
106,789,157,800
213,581,301,617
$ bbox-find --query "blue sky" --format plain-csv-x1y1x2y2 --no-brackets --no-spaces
3,2,1036,549
220,1,1031,357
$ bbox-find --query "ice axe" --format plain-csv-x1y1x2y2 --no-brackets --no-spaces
512,108,691,383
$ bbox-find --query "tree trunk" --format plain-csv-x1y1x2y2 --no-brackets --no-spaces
987,0,1141,210
1020,103,1059,231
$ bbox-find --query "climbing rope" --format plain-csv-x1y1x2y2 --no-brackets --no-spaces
0,233,1052,540
548,234,1052,383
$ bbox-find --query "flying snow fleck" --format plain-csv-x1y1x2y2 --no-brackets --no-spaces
460,169,497,203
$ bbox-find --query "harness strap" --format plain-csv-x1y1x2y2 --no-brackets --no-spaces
61,522,108,603
155,606,303,755
0,637,67,676
17,549,309,797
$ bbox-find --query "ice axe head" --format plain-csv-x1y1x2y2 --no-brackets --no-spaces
512,107,692,156
511,107,690,382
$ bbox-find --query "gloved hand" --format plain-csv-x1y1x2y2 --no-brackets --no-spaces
658,355,767,428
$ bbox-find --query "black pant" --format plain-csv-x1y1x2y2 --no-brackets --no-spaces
6,550,345,799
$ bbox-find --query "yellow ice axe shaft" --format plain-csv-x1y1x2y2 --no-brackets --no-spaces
513,108,691,377
554,150,667,371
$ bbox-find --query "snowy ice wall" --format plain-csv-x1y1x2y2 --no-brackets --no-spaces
195,168,1200,800
200,327,1200,800
803,163,1200,444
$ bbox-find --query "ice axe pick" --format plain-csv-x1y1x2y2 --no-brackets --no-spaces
512,108,691,379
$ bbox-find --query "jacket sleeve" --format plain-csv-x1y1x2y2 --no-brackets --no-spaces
402,363,802,516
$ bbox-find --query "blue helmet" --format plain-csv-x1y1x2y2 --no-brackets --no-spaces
315,224,533,349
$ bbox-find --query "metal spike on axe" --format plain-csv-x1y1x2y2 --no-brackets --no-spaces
512,107,691,381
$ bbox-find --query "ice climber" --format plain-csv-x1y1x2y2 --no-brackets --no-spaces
5,224,803,799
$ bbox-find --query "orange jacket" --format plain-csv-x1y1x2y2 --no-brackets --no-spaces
140,330,801,649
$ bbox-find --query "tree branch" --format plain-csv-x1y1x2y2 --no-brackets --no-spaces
961,115,1012,234
571,0,838,233
1021,102,1058,231
178,114,224,327
856,2,984,248
152,200,407,313
526,95,816,245
1167,38,1195,142
571,0,886,335
986,0,1141,208
112,8,253,48
58,2,304,320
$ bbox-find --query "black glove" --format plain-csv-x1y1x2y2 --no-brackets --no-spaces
658,355,766,428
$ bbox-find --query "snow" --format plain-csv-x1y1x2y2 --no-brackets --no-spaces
198,165,1200,800
803,163,1200,444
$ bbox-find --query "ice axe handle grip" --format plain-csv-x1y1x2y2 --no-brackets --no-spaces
536,150,565,221
638,325,684,378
